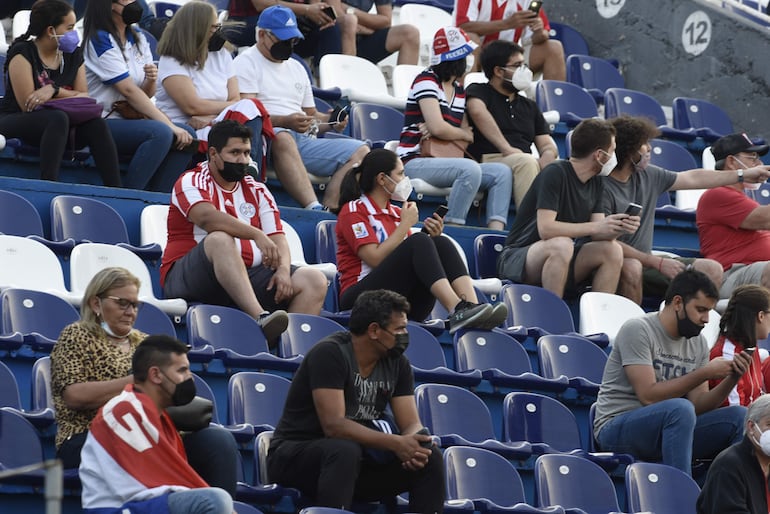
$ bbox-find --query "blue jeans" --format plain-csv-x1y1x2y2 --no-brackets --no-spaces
274,128,367,177
404,157,512,226
182,425,238,497
167,487,232,514
596,398,746,475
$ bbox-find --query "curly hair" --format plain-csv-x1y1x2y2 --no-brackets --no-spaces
609,115,661,169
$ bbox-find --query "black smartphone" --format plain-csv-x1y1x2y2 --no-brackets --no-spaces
415,427,433,449
744,348,756,356
421,205,449,233
322,5,337,20
180,139,201,154
329,104,348,124
529,0,542,14
624,202,643,216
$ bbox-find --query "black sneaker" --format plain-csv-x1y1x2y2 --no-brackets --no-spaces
258,310,289,348
476,302,509,330
447,300,493,335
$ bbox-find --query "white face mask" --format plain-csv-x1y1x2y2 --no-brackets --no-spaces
385,175,413,202
598,150,618,177
510,64,533,91
752,424,770,456
734,156,762,191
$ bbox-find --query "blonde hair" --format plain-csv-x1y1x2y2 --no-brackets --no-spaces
81,267,141,333
157,1,216,69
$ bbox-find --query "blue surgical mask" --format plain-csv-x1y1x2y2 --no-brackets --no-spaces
54,30,80,53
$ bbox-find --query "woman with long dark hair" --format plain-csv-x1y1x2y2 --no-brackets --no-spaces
335,148,507,333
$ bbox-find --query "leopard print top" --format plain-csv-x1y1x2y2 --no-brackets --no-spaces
50,322,145,449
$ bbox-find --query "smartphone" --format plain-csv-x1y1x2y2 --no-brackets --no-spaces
421,205,449,233
529,0,542,14
322,5,337,20
624,202,643,216
415,427,433,449
329,104,348,124
744,348,756,356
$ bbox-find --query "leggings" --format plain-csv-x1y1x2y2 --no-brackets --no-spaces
0,109,121,186
340,232,468,321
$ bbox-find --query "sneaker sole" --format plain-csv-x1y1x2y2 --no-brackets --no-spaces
259,310,289,346
448,303,493,335
476,303,509,330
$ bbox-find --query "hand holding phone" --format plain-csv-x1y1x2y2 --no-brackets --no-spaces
322,6,337,20
624,203,643,217
329,104,348,125
529,0,542,14
415,427,433,449
421,205,448,233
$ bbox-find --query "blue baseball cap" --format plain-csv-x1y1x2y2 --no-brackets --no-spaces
257,5,304,41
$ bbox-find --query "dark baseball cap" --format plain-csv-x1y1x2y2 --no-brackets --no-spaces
712,133,768,168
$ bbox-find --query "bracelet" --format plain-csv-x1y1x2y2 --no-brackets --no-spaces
658,257,664,272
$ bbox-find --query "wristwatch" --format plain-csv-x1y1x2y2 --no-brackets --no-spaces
346,6,355,14
52,84,60,98
737,169,744,183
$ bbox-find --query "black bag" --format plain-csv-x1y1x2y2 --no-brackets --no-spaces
166,396,214,432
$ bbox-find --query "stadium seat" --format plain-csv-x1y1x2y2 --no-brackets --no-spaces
0,189,74,254
454,329,569,392
578,291,645,346
625,461,700,514
548,22,589,59
672,96,736,142
12,10,30,40
350,103,405,148
279,313,345,359
300,509,356,514
315,219,338,265
189,373,254,443
566,54,624,104
133,301,176,337
248,430,300,504
281,221,337,280
139,204,169,250
439,233,503,301
392,64,424,100
0,288,79,352
186,304,301,371
444,446,564,514
537,334,608,396
147,0,186,17
51,195,162,260
649,138,698,171
318,54,404,109
69,242,187,317
415,383,533,460
473,233,506,280
228,372,291,437
604,88,697,142
31,356,53,416
397,4,453,67
463,72,488,88
0,360,55,429
0,235,78,303
534,454,622,514
535,80,598,127
405,322,483,387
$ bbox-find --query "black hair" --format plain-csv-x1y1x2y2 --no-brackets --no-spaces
719,284,770,349
348,290,411,335
570,118,616,159
609,115,660,169
13,0,73,43
663,269,719,306
480,40,525,79
132,334,189,382
431,58,467,83
83,0,142,57
207,120,252,153
338,148,401,206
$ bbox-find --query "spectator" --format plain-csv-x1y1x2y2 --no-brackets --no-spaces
51,267,238,494
697,394,770,514
335,0,419,65
709,284,770,407
234,5,370,212
497,118,627,298
82,0,195,192
79,334,234,514
465,40,557,209
696,133,770,299
454,0,565,80
0,0,121,186
594,270,749,476
604,117,770,304
397,26,512,229
161,120,328,345
335,148,507,332
267,290,445,512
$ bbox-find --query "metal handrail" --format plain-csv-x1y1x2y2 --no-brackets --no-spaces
0,459,63,514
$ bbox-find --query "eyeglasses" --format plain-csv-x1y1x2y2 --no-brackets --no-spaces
103,295,143,312
499,62,528,72
737,152,762,163
211,23,223,31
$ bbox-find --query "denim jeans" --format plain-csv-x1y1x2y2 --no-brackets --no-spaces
596,398,746,475
167,487,232,514
404,157,512,226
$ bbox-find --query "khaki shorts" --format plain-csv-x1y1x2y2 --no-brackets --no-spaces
720,261,770,299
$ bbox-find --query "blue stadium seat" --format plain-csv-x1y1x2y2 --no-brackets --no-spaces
548,22,589,58
415,383,532,460
537,334,608,396
445,446,564,514
649,138,698,171
31,356,53,415
405,322,482,387
315,219,338,265
604,88,697,142
566,54,624,104
672,96,751,143
350,102,404,148
625,461,699,514
0,189,74,254
454,329,569,392
279,313,345,359
51,195,162,260
228,372,291,437
300,509,356,514
246,430,300,505
133,301,176,337
536,80,598,127
1,288,79,353
534,454,622,514
0,360,55,429
473,233,506,280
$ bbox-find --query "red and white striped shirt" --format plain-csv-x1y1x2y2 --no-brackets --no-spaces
160,161,283,285
454,0,550,46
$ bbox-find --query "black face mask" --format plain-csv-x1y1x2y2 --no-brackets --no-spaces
676,305,703,339
121,1,143,25
208,30,227,52
164,375,197,406
376,330,409,359
215,152,249,182
269,39,294,61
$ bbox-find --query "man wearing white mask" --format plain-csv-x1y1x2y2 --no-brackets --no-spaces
697,133,770,300
697,394,770,513
465,40,558,210
497,118,632,298
603,118,770,305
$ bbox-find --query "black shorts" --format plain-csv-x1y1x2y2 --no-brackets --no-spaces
357,28,392,64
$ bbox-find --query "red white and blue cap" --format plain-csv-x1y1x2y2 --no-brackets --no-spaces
430,26,477,65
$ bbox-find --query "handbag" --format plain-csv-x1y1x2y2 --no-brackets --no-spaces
165,396,214,432
105,100,146,120
420,137,471,159
40,96,103,125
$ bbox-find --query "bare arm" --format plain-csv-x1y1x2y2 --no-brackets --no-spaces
459,10,537,37
161,74,235,116
61,375,134,410
345,2,392,30
537,209,626,241
534,133,558,168
618,241,662,269
671,166,770,190
740,205,770,230
419,97,472,142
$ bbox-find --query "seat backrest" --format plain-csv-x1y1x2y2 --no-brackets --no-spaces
672,96,733,134
133,301,176,337
0,360,23,410
454,329,534,376
604,87,667,126
69,243,155,298
502,283,575,333
404,321,448,369
503,392,582,451
315,219,338,265
473,234,506,279
463,72,488,88
579,291,645,343
0,408,45,468
0,190,45,237
32,356,53,412
566,54,624,93
535,454,620,513
186,304,270,354
414,383,497,442
548,22,590,57
537,334,608,384
536,80,598,120
254,430,273,485
12,10,31,39
649,138,698,172
398,3,453,62
191,373,221,423
51,195,131,245
444,446,530,507
280,313,345,358
1,288,79,341
299,508,356,514
0,235,70,294
350,103,405,144
228,372,291,427
318,54,389,97
392,64,424,99
625,461,700,514
140,204,169,250
281,220,310,266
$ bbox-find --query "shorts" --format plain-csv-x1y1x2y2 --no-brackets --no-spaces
356,28,391,64
164,240,298,312
720,261,769,298
271,128,367,177
642,257,697,298
497,239,588,296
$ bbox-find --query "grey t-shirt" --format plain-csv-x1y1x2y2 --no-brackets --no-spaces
593,312,709,439
601,165,677,253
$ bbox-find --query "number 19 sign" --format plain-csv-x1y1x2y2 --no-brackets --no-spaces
682,10,711,56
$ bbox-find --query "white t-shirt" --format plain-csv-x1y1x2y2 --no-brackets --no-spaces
233,46,313,116
84,28,153,117
155,49,235,123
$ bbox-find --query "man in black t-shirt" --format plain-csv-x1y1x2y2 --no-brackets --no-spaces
267,290,444,513
497,118,637,298
466,40,558,209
